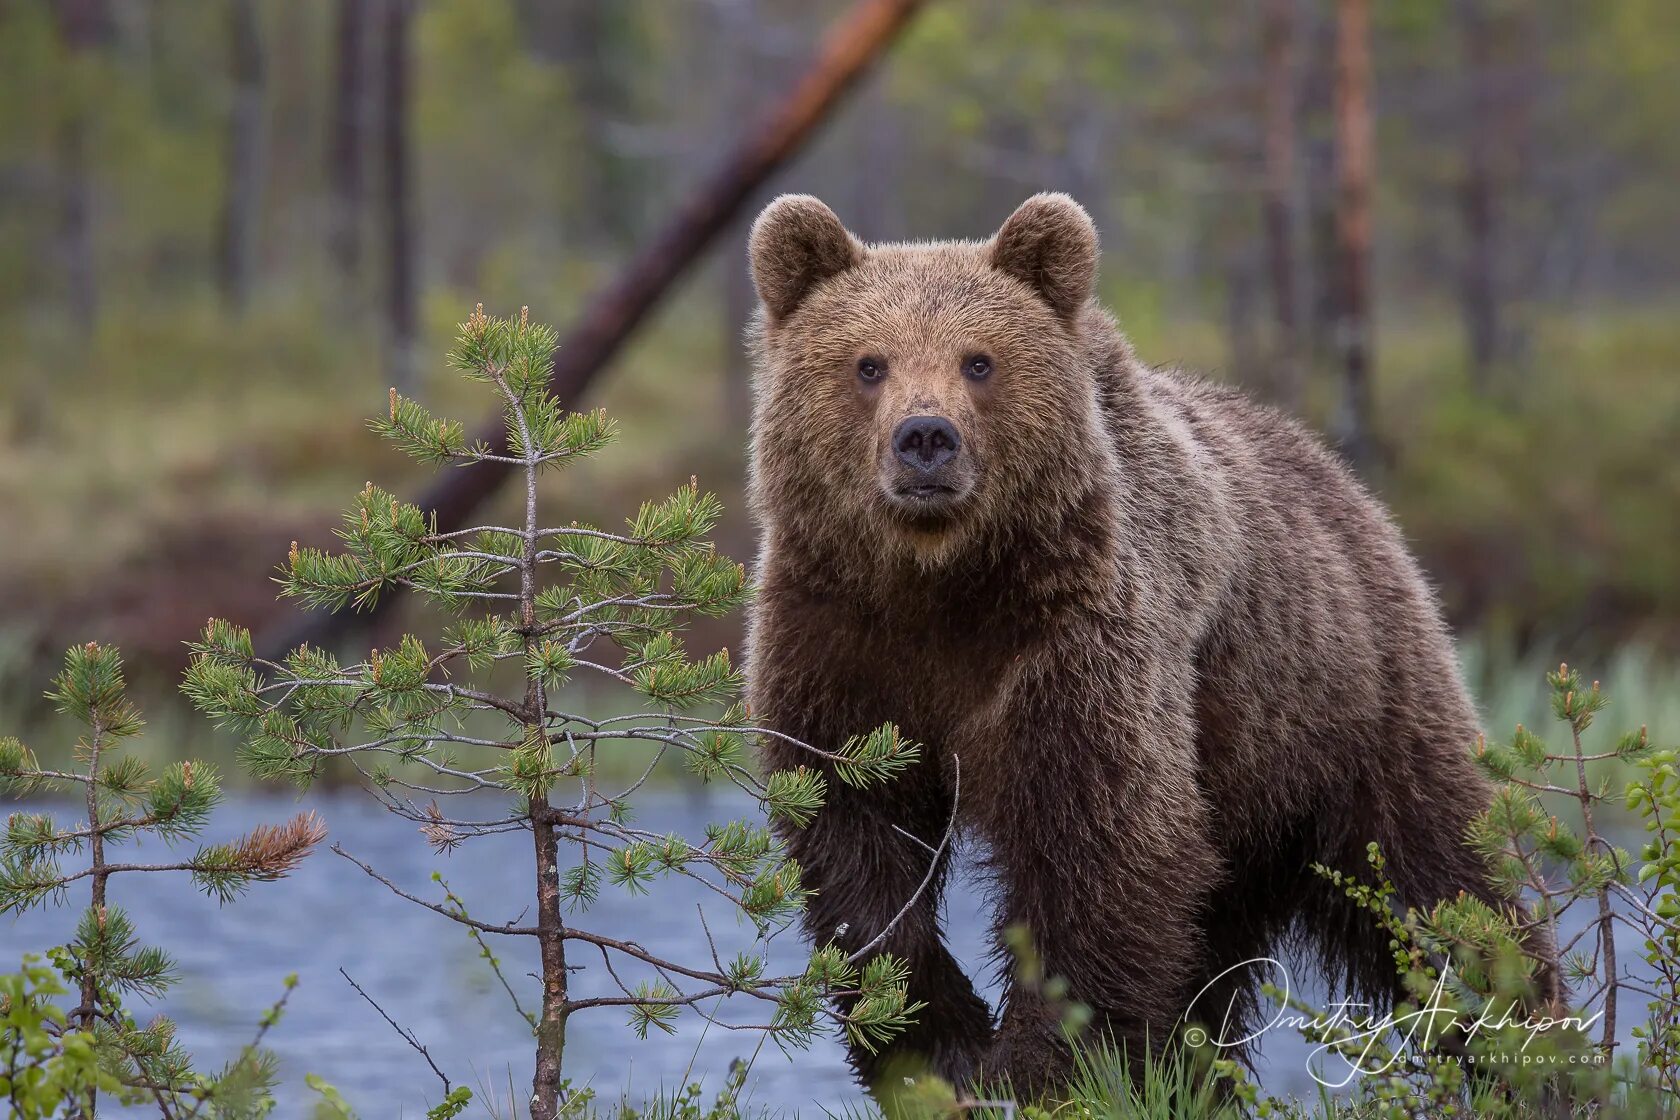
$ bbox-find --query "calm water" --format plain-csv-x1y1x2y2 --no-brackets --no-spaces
1,792,1647,1116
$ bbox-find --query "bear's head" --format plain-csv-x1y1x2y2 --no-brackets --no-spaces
746,193,1115,569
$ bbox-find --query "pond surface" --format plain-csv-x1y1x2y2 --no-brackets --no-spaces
1,792,1647,1116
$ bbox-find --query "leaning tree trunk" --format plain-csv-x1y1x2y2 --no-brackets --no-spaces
1331,0,1375,474
259,0,930,663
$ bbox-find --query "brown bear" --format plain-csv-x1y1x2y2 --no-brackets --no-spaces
742,192,1534,1094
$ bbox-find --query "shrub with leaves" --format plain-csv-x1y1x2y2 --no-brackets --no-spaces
0,642,324,1117
1467,660,1680,1108
1622,724,1680,1096
1210,664,1680,1117
183,306,925,1120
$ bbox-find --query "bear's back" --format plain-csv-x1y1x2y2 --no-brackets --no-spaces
1114,361,1481,833
1125,361,1418,601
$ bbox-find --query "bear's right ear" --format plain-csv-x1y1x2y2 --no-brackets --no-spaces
748,195,863,323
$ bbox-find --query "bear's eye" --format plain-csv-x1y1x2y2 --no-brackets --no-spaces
963,354,994,381
856,357,887,384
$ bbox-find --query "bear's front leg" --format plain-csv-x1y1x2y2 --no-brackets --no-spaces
760,724,992,1087
974,627,1222,1096
794,765,994,1086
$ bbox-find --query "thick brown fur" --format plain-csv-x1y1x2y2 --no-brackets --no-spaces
742,193,1543,1095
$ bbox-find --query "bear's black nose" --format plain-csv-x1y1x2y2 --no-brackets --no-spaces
893,415,961,472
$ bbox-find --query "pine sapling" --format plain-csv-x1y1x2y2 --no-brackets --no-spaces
184,306,932,1120
0,642,325,1117
1471,662,1645,1056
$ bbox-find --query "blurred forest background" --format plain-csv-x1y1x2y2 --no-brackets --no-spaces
1,0,1678,760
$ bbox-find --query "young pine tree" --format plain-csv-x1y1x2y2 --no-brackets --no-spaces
1471,663,1649,1054
1,642,324,1117
183,306,929,1120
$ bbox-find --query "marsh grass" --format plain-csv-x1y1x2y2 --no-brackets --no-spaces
817,1039,1631,1120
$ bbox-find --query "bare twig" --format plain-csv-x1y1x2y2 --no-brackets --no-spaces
340,968,453,1094
848,756,961,965
331,843,538,935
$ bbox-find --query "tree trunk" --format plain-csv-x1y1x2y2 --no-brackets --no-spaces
1261,0,1302,411
1459,0,1533,392
380,0,418,393
1300,5,1338,366
52,0,108,328
328,0,371,284
1331,0,1375,473
218,0,265,316
56,105,96,326
530,809,568,1119
73,725,109,1120
1225,239,1262,387
1458,0,1498,392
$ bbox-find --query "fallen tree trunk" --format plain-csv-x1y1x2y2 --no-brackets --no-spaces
261,0,926,659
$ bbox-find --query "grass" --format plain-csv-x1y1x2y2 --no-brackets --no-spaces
0,286,743,600
815,1038,1663,1120
1468,639,1680,747
817,1052,1546,1120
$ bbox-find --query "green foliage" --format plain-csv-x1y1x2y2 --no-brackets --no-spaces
307,1068,470,1120
539,1061,751,1120
0,950,307,1119
0,956,115,1120
1625,743,1680,1095
1386,313,1680,640
0,645,327,1117
185,307,921,1110
838,1038,1241,1120
307,1073,359,1119
1000,924,1095,1039
1209,664,1680,1117
763,766,825,827
834,725,922,789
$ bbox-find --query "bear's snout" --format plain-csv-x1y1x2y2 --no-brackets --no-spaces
892,415,961,473
881,414,974,519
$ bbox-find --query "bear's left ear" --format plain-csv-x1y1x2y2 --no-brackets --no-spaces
748,195,865,323
988,193,1099,322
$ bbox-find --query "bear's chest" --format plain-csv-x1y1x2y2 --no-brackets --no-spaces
781,597,1021,753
